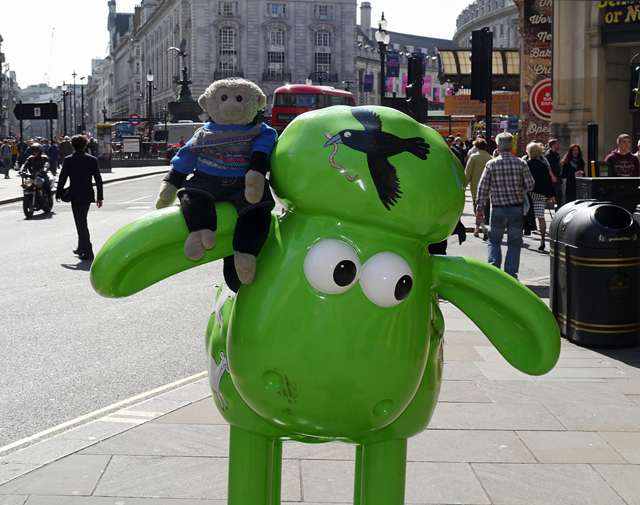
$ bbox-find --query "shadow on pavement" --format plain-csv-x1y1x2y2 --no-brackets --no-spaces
61,261,92,272
24,212,56,221
524,284,549,299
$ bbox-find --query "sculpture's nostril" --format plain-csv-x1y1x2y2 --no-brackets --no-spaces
373,399,394,417
263,370,284,392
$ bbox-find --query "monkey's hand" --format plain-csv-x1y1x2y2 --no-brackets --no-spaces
245,170,265,204
156,181,178,209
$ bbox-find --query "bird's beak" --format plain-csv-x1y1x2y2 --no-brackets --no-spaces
324,134,342,147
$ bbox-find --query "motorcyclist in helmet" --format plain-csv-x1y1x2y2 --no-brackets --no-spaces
22,143,54,200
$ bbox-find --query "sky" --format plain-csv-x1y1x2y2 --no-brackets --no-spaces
1,0,469,89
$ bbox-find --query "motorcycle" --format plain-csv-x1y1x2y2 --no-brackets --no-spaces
20,168,55,218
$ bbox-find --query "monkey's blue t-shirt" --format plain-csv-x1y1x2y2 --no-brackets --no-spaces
171,122,277,178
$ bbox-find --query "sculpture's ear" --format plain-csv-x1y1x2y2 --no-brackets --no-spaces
91,204,238,298
431,255,561,376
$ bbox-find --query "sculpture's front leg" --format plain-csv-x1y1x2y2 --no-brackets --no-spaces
228,426,281,505
357,438,408,505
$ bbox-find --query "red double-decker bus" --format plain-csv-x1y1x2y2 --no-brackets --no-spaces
271,84,356,132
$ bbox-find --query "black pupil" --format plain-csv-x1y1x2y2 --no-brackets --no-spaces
333,260,357,287
221,94,228,101
236,95,243,102
394,275,413,301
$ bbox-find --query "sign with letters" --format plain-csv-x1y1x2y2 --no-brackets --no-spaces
520,0,553,149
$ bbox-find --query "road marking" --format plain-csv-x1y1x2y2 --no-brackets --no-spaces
123,195,153,204
0,371,207,455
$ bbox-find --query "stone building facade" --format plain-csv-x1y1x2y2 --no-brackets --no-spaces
453,0,520,48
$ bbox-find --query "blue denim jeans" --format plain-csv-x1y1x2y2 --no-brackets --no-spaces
487,205,524,279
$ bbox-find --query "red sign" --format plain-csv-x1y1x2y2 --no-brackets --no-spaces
529,79,553,121
129,114,141,125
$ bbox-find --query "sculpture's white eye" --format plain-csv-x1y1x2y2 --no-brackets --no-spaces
360,252,413,307
344,131,352,138
304,239,361,295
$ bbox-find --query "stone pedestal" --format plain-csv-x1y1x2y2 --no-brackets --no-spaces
168,100,204,122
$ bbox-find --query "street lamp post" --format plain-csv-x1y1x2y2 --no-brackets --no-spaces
147,70,155,137
72,71,77,134
61,82,68,137
80,76,85,134
102,106,108,123
375,13,390,106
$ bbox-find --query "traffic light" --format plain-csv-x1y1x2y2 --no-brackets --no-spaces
406,56,424,122
470,28,492,102
631,64,640,109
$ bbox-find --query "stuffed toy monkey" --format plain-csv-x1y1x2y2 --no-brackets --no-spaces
156,78,277,292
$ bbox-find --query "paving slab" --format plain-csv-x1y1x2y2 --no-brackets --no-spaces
516,430,627,464
593,463,640,505
0,496,28,505
545,400,640,431
428,403,565,431
473,463,626,505
440,361,485,381
443,330,490,346
151,397,224,425
282,441,355,461
598,431,640,464
443,345,484,362
300,460,354,503
79,423,230,457
408,430,536,463
24,498,225,505
438,380,492,403
0,455,110,496
405,462,490,504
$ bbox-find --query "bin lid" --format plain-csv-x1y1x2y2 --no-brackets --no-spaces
550,200,640,248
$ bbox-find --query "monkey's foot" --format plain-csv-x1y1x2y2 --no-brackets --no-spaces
234,251,256,284
244,171,265,205
184,229,217,261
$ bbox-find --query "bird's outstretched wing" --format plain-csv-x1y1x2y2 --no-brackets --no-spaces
367,153,402,210
351,108,382,134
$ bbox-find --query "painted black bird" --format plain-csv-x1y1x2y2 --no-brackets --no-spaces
324,108,430,210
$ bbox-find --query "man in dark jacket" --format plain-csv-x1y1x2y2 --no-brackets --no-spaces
58,136,74,161
56,135,103,260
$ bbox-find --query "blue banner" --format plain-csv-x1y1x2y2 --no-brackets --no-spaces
363,75,374,93
386,51,400,78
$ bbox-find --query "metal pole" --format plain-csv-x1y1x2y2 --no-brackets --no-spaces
72,71,77,134
49,99,53,142
81,82,85,134
379,43,386,106
148,80,153,137
19,100,23,142
63,90,67,136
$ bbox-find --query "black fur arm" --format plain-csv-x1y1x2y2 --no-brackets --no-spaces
247,151,269,176
163,169,188,188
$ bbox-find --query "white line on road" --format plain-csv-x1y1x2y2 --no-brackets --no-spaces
0,370,207,455
122,195,153,204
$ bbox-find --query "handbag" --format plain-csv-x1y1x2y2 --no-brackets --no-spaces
61,187,74,203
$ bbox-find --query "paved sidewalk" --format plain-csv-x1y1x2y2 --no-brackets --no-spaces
1,288,639,504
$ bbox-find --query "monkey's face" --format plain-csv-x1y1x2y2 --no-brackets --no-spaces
213,85,252,124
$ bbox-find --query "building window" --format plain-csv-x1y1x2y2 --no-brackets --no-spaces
500,24,504,36
218,1,238,16
267,3,286,17
314,30,331,73
219,27,238,73
314,5,333,19
267,29,285,76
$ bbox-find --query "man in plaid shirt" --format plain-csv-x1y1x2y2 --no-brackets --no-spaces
476,132,535,279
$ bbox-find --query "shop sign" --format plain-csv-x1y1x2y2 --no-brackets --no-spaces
444,94,520,115
520,0,553,150
597,1,640,24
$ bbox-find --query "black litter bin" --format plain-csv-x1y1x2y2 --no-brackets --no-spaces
550,200,640,347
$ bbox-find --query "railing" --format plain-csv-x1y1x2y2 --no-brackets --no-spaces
308,72,339,84
214,70,245,80
262,71,292,82
110,142,171,160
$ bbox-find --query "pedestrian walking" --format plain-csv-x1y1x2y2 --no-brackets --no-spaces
11,139,18,169
475,132,535,279
58,136,74,162
50,140,59,175
1,140,12,178
55,135,104,261
545,138,562,208
560,144,585,203
635,138,640,161
526,142,556,251
604,134,640,177
465,138,492,240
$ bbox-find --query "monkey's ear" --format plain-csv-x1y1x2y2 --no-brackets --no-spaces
257,93,266,109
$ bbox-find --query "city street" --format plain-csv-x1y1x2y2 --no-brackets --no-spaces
1,172,552,451
0,174,224,449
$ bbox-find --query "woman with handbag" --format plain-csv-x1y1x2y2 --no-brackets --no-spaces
526,142,556,251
